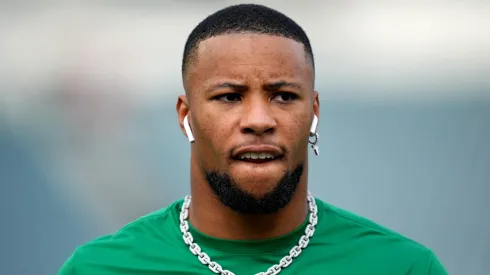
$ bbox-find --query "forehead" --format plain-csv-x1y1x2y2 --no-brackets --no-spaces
185,34,313,91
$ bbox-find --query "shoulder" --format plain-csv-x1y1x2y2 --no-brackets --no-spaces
314,198,447,274
58,199,184,275
316,198,429,251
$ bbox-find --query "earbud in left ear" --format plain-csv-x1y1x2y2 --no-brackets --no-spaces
310,115,318,136
309,115,319,156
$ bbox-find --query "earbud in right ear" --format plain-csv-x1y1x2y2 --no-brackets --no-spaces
183,115,195,143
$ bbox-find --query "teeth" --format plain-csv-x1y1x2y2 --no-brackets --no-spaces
239,152,275,160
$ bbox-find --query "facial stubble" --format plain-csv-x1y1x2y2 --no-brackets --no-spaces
204,163,304,214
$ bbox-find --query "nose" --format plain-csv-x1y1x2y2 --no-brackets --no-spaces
240,97,276,135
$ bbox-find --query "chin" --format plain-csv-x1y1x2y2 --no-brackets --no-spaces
205,162,304,214
230,171,285,196
234,179,281,198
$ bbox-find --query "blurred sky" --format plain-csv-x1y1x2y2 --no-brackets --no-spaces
1,0,489,107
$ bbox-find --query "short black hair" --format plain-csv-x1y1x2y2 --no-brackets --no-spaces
181,4,314,76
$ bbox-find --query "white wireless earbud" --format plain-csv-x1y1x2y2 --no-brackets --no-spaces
309,115,318,136
309,115,320,156
183,115,195,143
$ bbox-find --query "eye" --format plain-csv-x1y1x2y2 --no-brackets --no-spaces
214,93,242,102
272,92,298,102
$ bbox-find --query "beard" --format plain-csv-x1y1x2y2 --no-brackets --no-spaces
204,163,304,214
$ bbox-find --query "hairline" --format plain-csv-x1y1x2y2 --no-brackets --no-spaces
182,31,315,83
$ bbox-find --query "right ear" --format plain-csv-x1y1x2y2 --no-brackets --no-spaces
176,95,194,143
183,115,195,143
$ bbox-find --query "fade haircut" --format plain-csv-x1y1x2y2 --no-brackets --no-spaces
181,4,315,77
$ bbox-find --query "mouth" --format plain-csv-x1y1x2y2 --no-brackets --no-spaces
231,145,284,164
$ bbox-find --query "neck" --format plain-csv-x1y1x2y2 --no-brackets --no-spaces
188,162,309,240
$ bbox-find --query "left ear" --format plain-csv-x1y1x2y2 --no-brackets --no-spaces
313,90,320,124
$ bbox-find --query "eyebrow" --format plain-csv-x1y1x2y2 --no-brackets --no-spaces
209,80,302,92
211,82,248,92
263,81,302,91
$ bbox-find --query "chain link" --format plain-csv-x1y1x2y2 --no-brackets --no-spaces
179,192,318,275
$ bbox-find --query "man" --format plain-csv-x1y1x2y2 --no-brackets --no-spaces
59,4,447,275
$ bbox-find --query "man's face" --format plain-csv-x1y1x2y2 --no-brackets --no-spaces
178,34,319,213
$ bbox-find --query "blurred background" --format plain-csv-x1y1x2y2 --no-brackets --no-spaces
0,1,489,274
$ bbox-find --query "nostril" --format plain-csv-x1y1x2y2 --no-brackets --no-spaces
243,127,255,134
241,127,274,135
263,127,274,134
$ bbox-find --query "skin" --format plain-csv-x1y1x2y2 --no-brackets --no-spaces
176,33,320,240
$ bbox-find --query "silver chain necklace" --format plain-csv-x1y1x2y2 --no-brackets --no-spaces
179,192,318,275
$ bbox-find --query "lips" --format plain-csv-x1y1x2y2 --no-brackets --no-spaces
232,145,284,163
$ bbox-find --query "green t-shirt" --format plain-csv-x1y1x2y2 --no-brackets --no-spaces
59,198,447,275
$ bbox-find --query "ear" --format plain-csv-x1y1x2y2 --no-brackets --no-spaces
312,91,320,131
176,95,192,141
